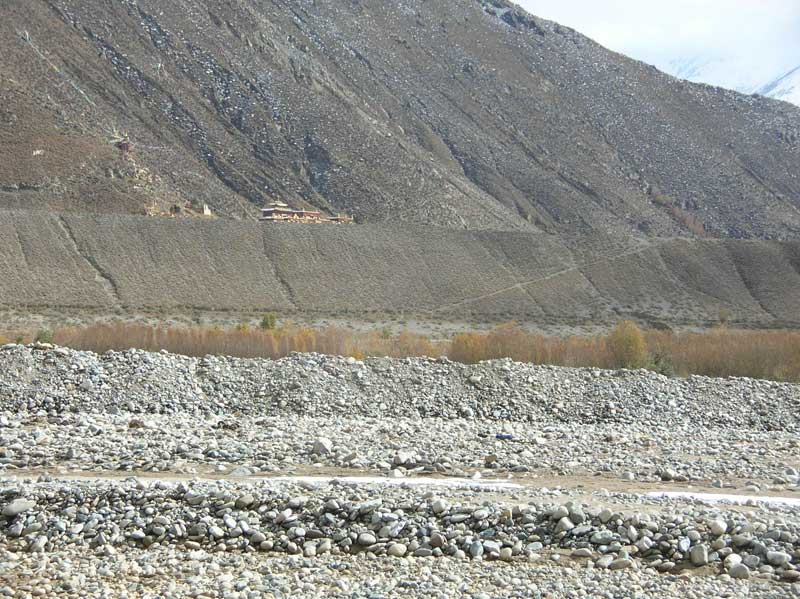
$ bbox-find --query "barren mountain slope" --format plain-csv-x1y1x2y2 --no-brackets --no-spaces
1,0,799,237
2,210,799,328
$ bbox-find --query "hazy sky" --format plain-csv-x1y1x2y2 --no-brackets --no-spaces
516,0,800,74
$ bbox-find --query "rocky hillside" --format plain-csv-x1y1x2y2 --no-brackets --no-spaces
1,0,799,238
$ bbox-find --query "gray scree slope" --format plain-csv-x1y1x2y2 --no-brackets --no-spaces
1,211,799,326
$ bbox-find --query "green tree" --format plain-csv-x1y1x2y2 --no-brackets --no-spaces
260,313,277,330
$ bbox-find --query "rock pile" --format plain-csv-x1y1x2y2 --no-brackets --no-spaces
1,478,798,582
1,344,797,431
1,344,798,597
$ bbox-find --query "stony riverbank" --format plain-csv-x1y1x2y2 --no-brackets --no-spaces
0,344,798,598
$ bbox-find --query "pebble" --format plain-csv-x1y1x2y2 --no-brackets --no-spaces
609,558,633,570
690,544,709,566
709,519,728,536
729,563,751,579
1,499,35,517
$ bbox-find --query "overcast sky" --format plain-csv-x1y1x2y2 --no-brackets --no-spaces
516,0,800,76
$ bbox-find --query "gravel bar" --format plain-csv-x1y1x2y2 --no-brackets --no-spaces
0,344,798,598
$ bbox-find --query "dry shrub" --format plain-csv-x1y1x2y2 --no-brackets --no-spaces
51,323,443,361
446,323,800,381
646,329,800,382
450,324,549,364
669,204,706,237
652,190,706,236
606,321,649,369
362,331,445,358
48,322,800,382
53,323,363,360
449,332,487,364
449,323,612,367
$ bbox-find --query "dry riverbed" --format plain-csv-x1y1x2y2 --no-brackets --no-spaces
0,344,798,598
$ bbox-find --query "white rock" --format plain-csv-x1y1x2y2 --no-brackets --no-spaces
709,519,727,536
431,499,449,514
555,517,574,532
387,543,407,557
690,544,709,566
2,499,35,517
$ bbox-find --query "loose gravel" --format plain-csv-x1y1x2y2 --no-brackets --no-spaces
0,344,798,598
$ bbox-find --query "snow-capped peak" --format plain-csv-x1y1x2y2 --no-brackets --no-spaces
756,65,800,107
661,54,800,107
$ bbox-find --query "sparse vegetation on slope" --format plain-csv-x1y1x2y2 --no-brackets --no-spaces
4,211,800,329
